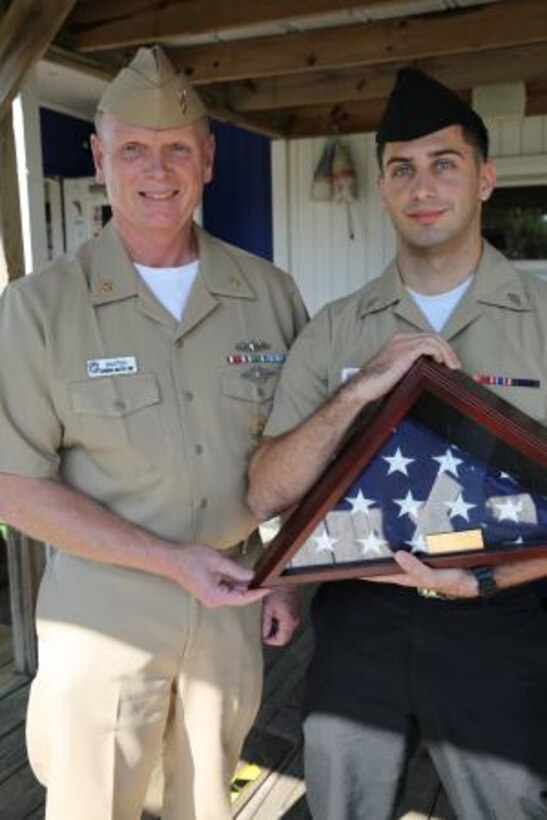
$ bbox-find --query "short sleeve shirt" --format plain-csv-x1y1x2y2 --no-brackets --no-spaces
265,241,547,438
0,223,308,549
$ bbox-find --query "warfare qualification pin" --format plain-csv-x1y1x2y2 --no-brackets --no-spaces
235,339,271,353
241,366,276,383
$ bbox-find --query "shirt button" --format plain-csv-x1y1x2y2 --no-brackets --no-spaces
195,444,203,454
200,498,208,509
113,400,125,412
184,390,194,401
175,338,183,348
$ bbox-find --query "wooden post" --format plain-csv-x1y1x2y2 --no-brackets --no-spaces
0,109,24,291
6,530,45,675
0,0,77,121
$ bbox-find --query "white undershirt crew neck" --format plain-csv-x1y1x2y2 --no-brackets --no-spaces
135,260,200,320
407,275,473,332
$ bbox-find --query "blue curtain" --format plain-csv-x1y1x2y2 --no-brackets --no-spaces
41,108,95,178
203,120,273,261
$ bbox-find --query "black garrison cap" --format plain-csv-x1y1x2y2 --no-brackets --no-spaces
376,67,488,146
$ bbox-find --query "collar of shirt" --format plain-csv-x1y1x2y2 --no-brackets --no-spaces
86,222,257,306
356,239,532,321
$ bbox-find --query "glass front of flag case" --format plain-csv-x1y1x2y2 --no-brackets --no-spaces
252,358,547,587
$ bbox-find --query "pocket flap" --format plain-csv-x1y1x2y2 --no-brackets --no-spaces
220,370,277,403
69,374,161,416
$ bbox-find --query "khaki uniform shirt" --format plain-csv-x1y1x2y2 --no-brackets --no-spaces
265,241,547,437
0,223,308,549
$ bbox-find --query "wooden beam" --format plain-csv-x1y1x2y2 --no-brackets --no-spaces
204,96,287,139
0,0,76,121
283,98,390,139
71,0,404,52
279,83,547,139
44,45,117,83
227,43,547,113
0,111,24,290
168,0,547,85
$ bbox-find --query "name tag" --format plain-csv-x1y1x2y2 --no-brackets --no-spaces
87,356,138,378
341,367,359,383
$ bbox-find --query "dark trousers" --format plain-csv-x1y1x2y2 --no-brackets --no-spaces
303,581,547,820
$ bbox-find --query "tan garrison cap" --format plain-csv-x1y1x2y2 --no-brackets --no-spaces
97,45,207,129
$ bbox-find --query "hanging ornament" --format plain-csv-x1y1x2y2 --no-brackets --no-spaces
309,136,358,239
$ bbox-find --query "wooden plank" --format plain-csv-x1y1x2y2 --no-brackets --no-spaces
0,0,77,121
44,45,116,84
229,43,547,113
0,663,28,700
0,685,29,741
71,0,406,52
283,97,388,138
0,626,12,669
170,0,547,85
6,531,46,676
23,807,45,820
0,110,25,290
277,83,547,138
0,724,29,787
234,727,301,818
236,740,306,819
0,763,44,818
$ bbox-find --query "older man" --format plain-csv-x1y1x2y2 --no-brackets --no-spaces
0,47,306,819
248,68,547,819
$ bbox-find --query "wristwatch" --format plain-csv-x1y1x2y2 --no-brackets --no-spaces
471,565,498,597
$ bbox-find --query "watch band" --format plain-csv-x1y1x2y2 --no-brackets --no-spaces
471,565,498,597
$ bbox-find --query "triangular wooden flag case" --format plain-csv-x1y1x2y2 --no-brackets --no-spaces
253,358,547,587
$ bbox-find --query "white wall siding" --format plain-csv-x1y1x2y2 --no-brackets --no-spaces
273,116,547,315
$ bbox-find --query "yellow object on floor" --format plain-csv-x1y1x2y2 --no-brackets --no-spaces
230,763,262,803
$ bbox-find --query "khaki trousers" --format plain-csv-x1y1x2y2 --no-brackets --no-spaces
26,551,263,820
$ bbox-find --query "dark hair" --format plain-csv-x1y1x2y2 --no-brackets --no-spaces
376,120,490,171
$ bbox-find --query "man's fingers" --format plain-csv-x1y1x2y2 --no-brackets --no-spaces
213,553,254,582
393,549,429,577
214,584,269,608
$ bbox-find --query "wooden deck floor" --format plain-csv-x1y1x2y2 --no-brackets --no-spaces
0,613,455,820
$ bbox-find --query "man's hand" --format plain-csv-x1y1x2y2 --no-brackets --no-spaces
165,544,270,609
368,550,478,598
344,331,461,407
261,587,300,646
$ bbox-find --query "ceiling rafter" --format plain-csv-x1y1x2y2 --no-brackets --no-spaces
71,0,405,52
164,0,547,85
225,44,547,113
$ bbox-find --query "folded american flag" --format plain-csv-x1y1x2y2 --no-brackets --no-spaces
288,417,547,569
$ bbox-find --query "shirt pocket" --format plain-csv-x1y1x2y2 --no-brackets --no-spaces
68,374,166,472
220,368,279,442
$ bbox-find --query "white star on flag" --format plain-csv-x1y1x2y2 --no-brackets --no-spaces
383,447,414,476
394,490,423,520
493,497,524,523
358,531,388,557
345,490,376,515
408,533,427,554
433,449,463,477
445,493,476,522
312,530,338,553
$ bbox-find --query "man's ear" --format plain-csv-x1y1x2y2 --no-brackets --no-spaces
479,159,497,203
90,134,105,185
203,134,215,185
